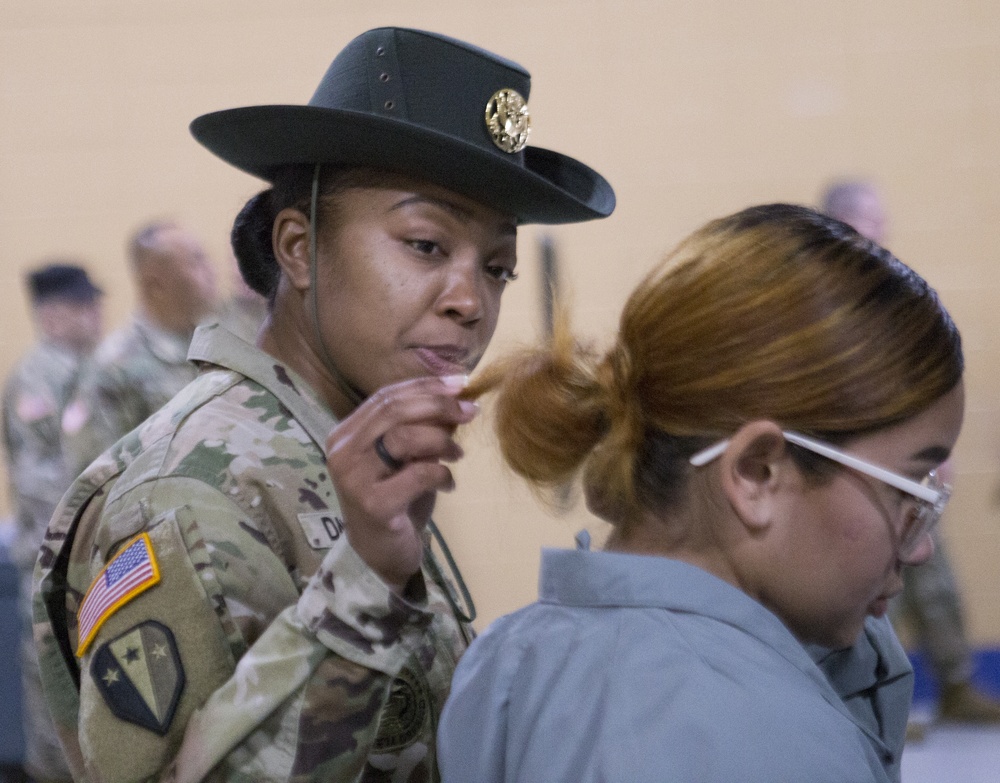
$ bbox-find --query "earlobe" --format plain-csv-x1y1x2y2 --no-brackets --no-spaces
718,421,788,531
273,208,312,291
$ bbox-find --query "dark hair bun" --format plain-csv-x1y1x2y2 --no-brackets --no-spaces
231,190,280,298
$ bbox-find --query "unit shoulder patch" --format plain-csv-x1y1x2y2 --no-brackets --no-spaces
91,620,185,735
77,532,161,656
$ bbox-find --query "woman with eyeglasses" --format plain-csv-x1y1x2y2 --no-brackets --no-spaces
437,203,963,783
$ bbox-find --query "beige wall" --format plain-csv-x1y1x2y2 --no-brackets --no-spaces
3,1,1000,640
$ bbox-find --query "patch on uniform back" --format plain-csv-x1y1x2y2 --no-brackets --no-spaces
372,666,430,752
91,621,185,735
77,533,160,656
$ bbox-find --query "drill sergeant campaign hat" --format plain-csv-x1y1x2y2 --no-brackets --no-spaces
190,26,615,225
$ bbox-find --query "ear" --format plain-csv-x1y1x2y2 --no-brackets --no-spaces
273,207,312,291
717,420,790,531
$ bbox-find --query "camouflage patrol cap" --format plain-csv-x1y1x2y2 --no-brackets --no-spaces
27,264,103,304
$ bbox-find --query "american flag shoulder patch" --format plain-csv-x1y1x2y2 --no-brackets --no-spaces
76,533,161,657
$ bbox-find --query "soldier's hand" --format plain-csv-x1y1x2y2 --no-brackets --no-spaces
324,374,477,593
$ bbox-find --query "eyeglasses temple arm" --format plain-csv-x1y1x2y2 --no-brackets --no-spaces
689,440,730,467
781,431,941,504
688,430,943,505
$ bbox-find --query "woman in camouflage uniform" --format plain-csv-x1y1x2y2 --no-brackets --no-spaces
34,27,614,783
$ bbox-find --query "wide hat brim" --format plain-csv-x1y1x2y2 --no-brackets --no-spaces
191,104,616,225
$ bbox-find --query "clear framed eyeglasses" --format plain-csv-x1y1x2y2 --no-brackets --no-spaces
689,430,951,559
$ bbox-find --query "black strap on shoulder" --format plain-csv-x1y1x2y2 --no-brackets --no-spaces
424,520,476,626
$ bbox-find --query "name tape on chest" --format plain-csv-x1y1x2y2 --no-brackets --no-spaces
77,533,161,657
297,511,349,551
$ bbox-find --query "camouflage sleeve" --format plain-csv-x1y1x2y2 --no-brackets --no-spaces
62,363,147,476
2,369,67,506
67,478,439,783
2,369,71,573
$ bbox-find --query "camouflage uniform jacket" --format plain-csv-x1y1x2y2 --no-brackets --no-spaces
62,314,198,477
2,338,85,572
35,323,470,783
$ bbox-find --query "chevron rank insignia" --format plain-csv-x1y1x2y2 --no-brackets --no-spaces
91,621,185,735
77,532,160,656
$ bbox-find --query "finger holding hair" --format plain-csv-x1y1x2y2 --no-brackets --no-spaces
324,373,478,591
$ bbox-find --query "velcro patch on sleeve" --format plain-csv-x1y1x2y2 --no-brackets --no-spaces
61,398,89,435
91,621,185,735
16,392,55,423
77,533,161,657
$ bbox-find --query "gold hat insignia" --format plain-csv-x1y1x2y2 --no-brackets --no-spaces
485,89,531,153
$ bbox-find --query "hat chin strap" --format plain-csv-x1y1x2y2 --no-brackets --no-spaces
305,164,478,625
308,163,365,411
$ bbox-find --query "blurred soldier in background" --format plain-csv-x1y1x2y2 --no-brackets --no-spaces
821,178,1000,725
61,221,218,476
2,263,103,783
820,179,888,245
215,253,268,344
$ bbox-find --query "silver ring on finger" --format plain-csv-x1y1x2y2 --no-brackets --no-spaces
374,434,405,472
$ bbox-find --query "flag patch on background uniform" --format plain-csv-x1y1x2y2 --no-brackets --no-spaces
77,533,160,656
